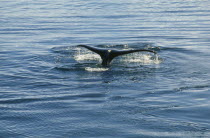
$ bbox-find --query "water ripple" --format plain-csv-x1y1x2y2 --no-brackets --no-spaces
1,0,210,137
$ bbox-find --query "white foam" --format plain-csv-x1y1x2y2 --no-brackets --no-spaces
74,54,100,61
154,54,161,64
74,47,101,62
85,67,109,72
120,54,161,65
74,47,162,65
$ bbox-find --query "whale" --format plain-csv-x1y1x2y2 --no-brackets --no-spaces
77,45,156,66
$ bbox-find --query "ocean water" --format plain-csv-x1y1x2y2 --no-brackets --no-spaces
1,0,210,137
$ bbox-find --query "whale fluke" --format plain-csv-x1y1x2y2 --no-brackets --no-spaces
77,45,156,66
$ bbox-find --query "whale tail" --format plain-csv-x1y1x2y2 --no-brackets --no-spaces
77,45,156,66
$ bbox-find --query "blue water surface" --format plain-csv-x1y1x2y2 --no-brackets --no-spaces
1,0,210,137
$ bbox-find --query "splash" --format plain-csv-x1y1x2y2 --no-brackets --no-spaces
154,54,161,64
74,46,162,65
74,47,101,62
120,53,162,65
74,53,100,61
